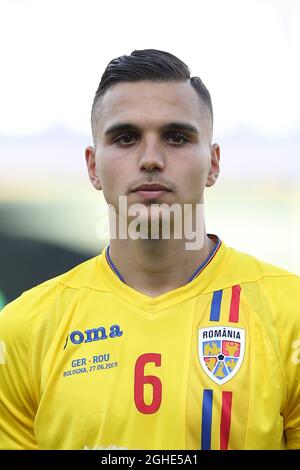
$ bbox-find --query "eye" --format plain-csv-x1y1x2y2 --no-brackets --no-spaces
166,133,189,145
114,133,138,145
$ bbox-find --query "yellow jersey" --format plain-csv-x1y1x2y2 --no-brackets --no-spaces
0,235,299,450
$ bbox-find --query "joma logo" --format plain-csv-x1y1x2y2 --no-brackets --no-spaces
69,324,123,345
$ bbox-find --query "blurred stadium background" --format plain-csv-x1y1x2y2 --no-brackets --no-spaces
1,126,299,305
0,0,299,306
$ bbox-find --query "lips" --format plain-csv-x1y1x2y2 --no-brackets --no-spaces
132,183,171,192
131,183,172,201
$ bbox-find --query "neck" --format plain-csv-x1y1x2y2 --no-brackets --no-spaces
108,234,216,298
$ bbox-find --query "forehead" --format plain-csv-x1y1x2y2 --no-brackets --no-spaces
94,81,208,134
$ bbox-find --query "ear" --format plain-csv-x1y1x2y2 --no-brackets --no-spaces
206,143,220,187
85,146,102,190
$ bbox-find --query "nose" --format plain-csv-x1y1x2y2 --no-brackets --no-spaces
138,139,165,172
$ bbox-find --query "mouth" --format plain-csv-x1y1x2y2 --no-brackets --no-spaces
131,183,172,201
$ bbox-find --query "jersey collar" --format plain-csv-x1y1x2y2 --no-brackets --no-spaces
97,234,230,313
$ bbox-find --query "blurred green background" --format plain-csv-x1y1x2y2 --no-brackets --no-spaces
0,127,299,306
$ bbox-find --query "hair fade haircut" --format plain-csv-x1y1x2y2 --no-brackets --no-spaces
91,49,213,140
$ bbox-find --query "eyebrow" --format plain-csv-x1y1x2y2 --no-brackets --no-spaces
162,122,199,134
104,121,200,137
104,123,139,136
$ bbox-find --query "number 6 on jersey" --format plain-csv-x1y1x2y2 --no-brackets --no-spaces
134,353,162,414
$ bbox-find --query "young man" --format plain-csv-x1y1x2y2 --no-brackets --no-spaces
0,49,299,450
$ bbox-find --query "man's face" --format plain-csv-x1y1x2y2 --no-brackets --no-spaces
86,80,220,220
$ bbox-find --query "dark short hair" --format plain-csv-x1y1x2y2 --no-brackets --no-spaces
92,49,213,137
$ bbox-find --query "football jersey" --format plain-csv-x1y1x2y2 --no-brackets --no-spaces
0,235,300,450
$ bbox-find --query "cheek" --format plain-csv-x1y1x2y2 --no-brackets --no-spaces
96,151,127,202
174,148,211,201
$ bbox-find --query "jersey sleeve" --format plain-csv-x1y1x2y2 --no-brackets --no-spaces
263,274,300,449
0,295,39,449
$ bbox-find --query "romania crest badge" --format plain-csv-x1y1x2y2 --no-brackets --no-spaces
198,327,245,385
